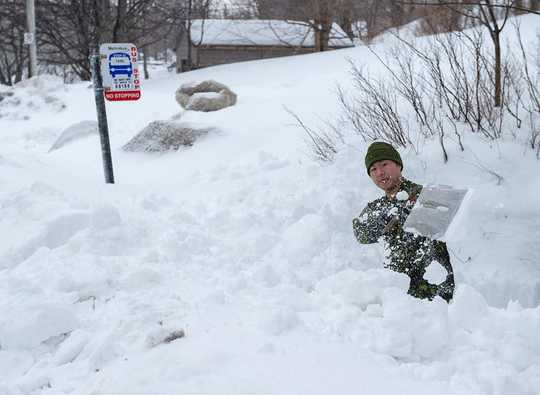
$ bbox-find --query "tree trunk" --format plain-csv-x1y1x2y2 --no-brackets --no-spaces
493,31,502,107
93,0,103,50
314,15,331,52
320,26,330,51
16,40,24,83
186,29,193,70
113,0,127,42
186,0,193,70
315,26,322,51
175,45,182,73
0,58,8,85
366,1,381,40
143,47,149,79
339,15,354,39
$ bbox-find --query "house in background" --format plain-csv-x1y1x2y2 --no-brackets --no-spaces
177,19,354,71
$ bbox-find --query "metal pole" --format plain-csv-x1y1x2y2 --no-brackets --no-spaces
90,54,115,184
26,0,37,77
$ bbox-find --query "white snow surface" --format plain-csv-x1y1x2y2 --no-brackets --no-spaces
1,14,540,395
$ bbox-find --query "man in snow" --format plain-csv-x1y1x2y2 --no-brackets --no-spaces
352,142,455,302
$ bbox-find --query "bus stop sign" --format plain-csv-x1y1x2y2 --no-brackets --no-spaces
99,43,141,101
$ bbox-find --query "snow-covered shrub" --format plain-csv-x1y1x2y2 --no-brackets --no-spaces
49,121,98,152
175,80,237,112
122,121,215,152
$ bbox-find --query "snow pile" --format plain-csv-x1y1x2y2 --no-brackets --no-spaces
0,76,66,120
48,121,98,152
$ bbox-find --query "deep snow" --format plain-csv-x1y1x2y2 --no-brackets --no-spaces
1,14,540,395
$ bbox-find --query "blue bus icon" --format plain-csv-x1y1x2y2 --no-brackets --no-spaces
108,52,132,78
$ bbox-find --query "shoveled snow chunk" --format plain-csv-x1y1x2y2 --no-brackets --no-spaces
424,260,447,284
396,190,409,201
0,306,79,350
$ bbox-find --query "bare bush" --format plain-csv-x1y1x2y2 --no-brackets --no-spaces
294,11,539,162
338,62,410,148
285,106,340,162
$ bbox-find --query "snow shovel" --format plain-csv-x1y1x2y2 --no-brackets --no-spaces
404,184,472,242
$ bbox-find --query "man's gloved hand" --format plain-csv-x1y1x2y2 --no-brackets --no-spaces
436,277,455,302
383,215,400,234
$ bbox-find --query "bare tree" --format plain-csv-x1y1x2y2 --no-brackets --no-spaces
171,0,212,72
416,3,466,34
401,0,540,107
34,0,189,81
0,0,27,85
113,0,128,42
249,0,422,44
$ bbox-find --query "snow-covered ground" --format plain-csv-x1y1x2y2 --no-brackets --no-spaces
1,14,540,395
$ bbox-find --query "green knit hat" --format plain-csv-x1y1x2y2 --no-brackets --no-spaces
365,142,403,175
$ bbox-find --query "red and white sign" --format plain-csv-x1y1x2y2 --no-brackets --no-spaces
100,43,141,101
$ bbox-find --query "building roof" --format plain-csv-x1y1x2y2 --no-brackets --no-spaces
189,19,354,48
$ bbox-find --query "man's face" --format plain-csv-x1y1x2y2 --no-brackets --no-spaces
369,160,402,193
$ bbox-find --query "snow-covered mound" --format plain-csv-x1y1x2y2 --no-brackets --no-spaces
48,121,98,152
0,13,539,395
0,76,66,120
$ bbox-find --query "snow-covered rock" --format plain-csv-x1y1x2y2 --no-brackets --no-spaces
175,80,237,112
122,121,216,152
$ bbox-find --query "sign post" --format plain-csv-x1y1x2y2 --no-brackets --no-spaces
25,0,37,77
90,43,141,184
90,53,115,184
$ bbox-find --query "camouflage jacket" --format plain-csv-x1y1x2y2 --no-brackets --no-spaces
352,179,455,302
